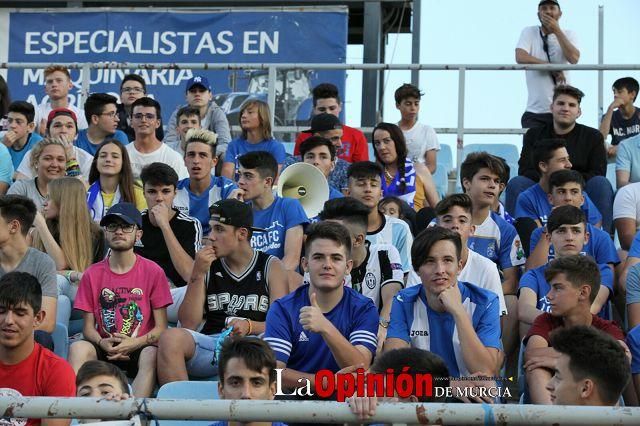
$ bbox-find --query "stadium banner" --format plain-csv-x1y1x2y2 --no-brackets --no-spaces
0,7,348,125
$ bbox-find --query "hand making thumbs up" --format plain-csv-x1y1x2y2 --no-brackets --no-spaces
299,292,330,333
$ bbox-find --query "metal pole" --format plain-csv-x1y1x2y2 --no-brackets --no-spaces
361,0,382,127
2,397,640,425
598,5,604,122
456,67,466,173
411,0,421,87
79,62,91,108
267,65,277,129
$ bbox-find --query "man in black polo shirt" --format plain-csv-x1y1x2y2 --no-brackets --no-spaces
135,162,202,323
506,85,612,233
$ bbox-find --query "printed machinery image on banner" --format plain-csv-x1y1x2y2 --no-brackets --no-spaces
2,7,348,126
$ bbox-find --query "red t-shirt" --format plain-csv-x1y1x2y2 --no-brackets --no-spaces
0,343,76,425
525,313,625,344
294,124,369,163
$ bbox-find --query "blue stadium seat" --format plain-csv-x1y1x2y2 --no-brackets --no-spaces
53,322,69,360
156,381,219,425
438,144,453,173
462,143,520,181
433,165,449,198
368,143,375,161
282,142,295,156
606,162,616,191
434,144,454,196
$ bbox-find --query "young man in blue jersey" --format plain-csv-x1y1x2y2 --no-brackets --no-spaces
515,138,601,228
264,221,378,394
518,206,613,339
317,197,404,351
526,170,618,270
346,161,413,277
460,152,523,368
3,101,42,171
237,151,308,274
384,226,502,377
300,136,344,200
78,93,130,156
174,128,239,235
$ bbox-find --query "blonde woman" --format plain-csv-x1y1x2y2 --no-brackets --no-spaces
221,99,286,179
31,177,106,325
8,137,68,209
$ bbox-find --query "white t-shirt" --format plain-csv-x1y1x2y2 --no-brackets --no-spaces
126,142,189,180
34,101,88,132
613,182,640,231
516,26,579,114
17,146,93,178
406,249,507,316
459,249,507,316
401,122,440,163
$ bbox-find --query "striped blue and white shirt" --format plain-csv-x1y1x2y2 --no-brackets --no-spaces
174,176,237,235
264,284,378,373
366,215,414,273
387,282,502,377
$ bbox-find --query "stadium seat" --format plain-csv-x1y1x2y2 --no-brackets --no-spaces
463,143,519,180
52,322,69,360
282,142,296,156
438,144,453,173
435,144,454,197
368,143,375,161
156,381,219,425
606,162,616,191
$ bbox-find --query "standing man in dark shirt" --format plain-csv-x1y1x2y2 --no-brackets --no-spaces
506,85,611,232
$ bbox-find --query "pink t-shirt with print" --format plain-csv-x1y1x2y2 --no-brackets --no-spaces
74,255,172,338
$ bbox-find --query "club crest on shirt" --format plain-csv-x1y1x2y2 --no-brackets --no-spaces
365,272,376,290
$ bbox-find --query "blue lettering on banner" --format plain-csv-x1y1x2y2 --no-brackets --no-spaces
6,9,348,124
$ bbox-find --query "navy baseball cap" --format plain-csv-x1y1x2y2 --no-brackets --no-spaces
209,199,265,232
186,75,211,92
539,0,560,6
100,202,142,228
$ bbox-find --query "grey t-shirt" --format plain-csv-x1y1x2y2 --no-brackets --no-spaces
7,178,46,210
0,248,57,297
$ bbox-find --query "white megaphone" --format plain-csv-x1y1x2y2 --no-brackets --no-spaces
277,162,329,219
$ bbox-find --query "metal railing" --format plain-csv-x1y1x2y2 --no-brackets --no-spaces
1,396,640,425
4,61,639,170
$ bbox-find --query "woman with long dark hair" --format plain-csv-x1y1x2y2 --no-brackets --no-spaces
87,139,146,222
372,122,439,210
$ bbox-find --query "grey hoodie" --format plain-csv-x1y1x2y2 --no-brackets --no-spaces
164,101,232,156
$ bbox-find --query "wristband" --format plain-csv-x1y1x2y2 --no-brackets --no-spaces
244,318,252,335
64,270,72,281
379,317,390,328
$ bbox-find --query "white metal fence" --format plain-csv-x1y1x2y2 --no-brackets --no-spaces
1,396,640,425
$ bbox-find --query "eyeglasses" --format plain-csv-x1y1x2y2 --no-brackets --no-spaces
132,113,156,121
100,111,118,118
104,223,136,233
121,87,145,94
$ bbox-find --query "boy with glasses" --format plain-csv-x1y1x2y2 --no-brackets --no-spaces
76,93,129,156
116,74,164,142
125,97,187,180
69,202,172,397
